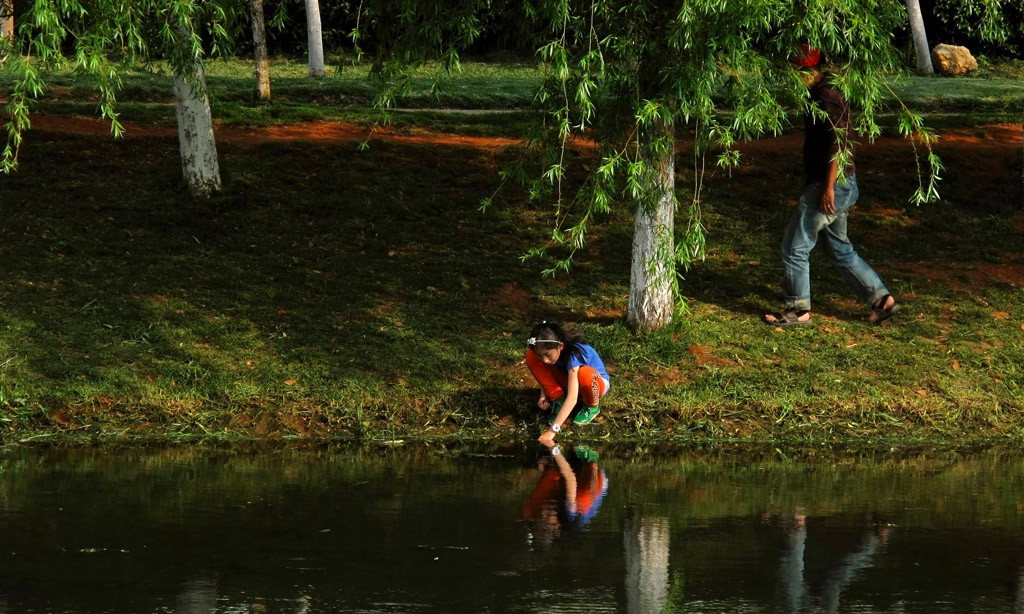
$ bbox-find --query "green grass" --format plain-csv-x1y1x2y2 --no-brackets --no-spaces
18,57,543,131
11,56,1024,131
9,56,1024,130
890,73,1024,115
20,57,543,139
0,57,1022,445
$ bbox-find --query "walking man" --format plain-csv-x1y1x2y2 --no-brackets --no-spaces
764,46,900,327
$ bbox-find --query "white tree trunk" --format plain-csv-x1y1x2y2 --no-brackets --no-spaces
173,62,222,197
906,0,934,76
0,0,14,39
627,120,676,331
305,0,325,78
250,0,271,101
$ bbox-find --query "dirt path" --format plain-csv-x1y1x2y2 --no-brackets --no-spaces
31,113,523,149
33,113,1023,152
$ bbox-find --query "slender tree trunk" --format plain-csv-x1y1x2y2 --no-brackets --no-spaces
305,0,325,78
250,0,271,101
0,0,14,39
906,0,934,76
173,61,222,197
627,118,676,331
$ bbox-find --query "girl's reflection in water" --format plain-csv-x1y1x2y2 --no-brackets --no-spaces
522,445,608,548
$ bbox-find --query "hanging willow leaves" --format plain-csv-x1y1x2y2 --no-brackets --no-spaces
2,0,238,173
351,0,944,329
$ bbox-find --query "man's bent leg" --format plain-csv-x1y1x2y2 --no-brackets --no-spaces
820,177,889,306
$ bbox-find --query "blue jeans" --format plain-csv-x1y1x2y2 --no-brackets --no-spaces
781,175,889,312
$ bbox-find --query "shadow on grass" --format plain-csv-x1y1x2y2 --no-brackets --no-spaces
1,130,625,423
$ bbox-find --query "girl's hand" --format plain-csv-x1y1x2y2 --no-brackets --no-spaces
538,429,557,445
537,394,550,410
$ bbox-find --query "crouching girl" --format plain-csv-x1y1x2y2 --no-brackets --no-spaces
525,321,610,444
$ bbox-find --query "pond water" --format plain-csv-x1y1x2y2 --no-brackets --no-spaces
2,442,1024,613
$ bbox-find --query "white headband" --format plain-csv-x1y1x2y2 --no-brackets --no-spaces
527,337,560,346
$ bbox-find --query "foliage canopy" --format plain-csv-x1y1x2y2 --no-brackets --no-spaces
356,1,940,278
1,0,236,172
935,0,1024,54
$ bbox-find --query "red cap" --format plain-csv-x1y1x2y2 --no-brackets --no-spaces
792,44,821,68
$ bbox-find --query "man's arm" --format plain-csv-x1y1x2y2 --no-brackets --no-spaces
819,86,850,215
820,156,839,215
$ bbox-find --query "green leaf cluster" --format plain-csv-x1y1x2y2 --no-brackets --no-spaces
507,0,938,282
936,0,1024,52
1,0,238,172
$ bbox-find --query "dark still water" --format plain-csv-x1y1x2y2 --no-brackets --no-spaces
2,442,1024,614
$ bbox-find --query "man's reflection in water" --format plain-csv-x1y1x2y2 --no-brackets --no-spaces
770,513,890,613
522,445,608,548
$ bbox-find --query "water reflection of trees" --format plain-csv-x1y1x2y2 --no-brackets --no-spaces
1017,567,1024,614
174,578,312,614
624,514,670,614
4,444,1024,613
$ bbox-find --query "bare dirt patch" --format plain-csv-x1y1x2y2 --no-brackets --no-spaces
688,344,736,368
485,282,536,320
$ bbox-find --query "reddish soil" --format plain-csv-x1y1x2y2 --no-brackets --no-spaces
32,112,1022,161
31,113,523,149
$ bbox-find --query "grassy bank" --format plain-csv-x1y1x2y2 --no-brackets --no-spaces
0,60,1022,445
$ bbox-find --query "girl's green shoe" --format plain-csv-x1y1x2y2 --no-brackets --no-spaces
573,404,601,425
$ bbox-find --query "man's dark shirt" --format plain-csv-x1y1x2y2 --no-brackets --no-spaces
803,75,855,183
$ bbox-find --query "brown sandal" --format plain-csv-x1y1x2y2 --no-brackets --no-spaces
763,309,812,326
869,295,901,325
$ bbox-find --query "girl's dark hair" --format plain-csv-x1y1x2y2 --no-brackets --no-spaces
528,321,584,368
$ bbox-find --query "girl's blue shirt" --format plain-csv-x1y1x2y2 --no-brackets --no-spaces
566,343,610,382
